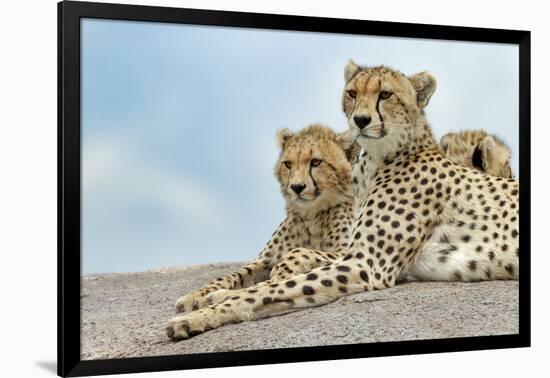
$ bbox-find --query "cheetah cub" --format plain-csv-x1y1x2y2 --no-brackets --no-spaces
440,130,514,178
173,125,359,315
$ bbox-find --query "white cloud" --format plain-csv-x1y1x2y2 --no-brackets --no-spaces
83,136,225,225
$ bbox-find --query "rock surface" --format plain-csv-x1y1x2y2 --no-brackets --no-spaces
81,263,519,360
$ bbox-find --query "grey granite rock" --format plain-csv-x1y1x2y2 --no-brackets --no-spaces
80,263,519,360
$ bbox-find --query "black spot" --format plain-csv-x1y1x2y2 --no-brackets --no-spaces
336,265,351,272
285,280,296,288
360,270,369,282
306,273,318,280
321,279,333,287
245,298,255,304
468,260,477,271
354,232,362,240
262,297,272,305
302,286,315,295
336,275,348,284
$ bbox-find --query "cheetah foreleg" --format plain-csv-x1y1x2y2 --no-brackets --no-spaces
269,248,339,283
175,259,270,313
167,258,372,340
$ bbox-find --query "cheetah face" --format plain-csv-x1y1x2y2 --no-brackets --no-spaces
275,125,359,210
342,60,436,157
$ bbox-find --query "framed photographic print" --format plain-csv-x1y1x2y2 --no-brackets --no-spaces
58,0,530,376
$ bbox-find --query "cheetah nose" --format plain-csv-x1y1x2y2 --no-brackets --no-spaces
354,115,372,130
290,184,306,194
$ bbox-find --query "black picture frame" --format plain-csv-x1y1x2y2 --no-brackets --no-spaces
58,1,531,376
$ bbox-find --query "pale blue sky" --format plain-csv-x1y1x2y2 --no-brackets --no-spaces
81,18,518,274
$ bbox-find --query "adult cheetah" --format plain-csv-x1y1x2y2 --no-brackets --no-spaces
173,125,359,314
440,130,514,178
166,62,519,340
344,61,518,282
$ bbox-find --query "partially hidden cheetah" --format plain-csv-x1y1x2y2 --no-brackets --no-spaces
166,62,519,340
173,125,359,315
440,130,514,178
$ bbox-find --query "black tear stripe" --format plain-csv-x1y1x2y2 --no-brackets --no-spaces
376,94,385,125
286,165,292,192
309,164,320,197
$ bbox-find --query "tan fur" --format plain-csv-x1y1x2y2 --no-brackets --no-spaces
167,64,519,341
172,125,358,316
440,130,514,178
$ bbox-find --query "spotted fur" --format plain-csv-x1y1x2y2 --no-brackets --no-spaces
173,125,359,315
440,130,514,178
167,63,519,341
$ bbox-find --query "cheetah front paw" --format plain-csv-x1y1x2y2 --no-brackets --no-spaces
175,290,206,314
175,289,233,313
166,311,211,341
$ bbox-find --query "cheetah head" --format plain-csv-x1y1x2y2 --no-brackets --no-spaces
275,124,359,212
440,130,514,178
342,60,436,158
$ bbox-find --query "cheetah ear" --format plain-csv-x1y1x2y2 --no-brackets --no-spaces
409,71,437,108
344,59,360,82
479,135,511,167
336,131,361,164
439,132,455,153
276,128,294,149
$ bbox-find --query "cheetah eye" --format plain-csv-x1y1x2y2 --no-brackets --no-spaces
347,90,357,99
311,158,322,167
379,91,393,100
283,161,292,169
